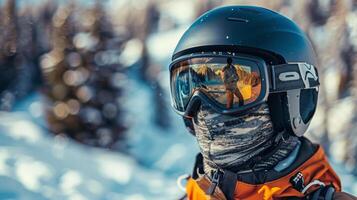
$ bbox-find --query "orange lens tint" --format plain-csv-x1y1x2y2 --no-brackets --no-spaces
170,56,262,111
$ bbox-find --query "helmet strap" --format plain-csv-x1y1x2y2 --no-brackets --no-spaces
183,117,195,135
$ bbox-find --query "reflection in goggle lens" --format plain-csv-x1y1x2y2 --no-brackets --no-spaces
171,57,262,112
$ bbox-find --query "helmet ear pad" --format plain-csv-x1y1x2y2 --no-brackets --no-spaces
267,89,318,136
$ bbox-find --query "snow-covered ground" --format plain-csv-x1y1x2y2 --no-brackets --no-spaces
0,89,197,200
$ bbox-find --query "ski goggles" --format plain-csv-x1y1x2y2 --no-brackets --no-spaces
169,52,319,117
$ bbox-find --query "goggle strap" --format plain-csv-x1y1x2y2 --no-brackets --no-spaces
270,63,319,93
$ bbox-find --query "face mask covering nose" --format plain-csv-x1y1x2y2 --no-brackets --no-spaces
193,102,275,172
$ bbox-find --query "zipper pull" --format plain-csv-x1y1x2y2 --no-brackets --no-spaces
206,170,221,195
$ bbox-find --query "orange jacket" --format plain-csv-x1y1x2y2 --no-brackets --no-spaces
186,145,341,200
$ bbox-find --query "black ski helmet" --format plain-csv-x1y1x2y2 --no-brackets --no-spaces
170,5,319,137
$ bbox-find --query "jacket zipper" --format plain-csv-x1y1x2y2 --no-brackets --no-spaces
207,170,222,195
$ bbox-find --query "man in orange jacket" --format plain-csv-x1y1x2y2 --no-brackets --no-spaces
169,5,357,200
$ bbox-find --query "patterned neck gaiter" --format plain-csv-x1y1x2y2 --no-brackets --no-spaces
193,102,298,174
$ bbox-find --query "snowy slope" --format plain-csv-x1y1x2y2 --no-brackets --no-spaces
0,62,198,200
0,109,192,200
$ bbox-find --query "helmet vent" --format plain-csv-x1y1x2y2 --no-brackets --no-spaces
227,17,249,23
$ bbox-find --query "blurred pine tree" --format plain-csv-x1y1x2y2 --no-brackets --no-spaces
41,1,127,149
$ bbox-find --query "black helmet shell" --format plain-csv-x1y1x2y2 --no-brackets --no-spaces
171,6,319,137
173,6,317,67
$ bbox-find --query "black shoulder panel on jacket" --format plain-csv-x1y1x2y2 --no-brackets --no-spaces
236,137,318,184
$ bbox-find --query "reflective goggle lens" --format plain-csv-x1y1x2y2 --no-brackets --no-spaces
170,57,262,112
